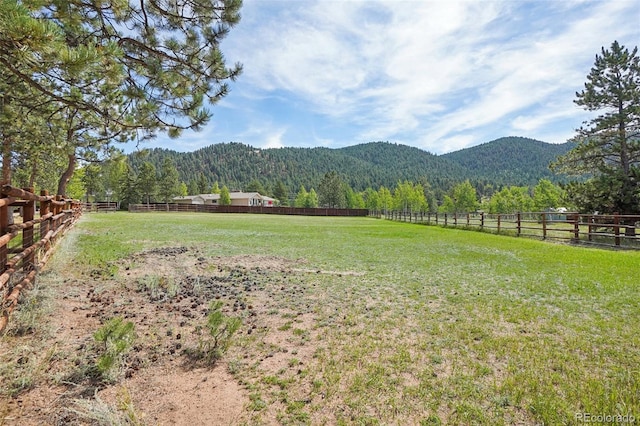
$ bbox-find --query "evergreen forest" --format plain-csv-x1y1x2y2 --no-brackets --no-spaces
126,136,573,201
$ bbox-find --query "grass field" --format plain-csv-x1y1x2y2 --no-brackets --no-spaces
3,212,639,425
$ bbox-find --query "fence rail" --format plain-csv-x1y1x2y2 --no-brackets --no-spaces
373,210,640,249
83,202,118,212
0,185,82,332
129,203,369,216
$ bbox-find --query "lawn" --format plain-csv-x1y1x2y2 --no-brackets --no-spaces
3,212,639,425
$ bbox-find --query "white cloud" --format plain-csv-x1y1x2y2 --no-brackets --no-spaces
263,128,287,149
205,0,640,154
233,121,290,149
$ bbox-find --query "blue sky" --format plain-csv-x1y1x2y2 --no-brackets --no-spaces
141,0,640,155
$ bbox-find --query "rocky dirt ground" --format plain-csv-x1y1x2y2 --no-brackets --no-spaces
0,245,340,425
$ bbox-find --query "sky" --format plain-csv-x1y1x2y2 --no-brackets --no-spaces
140,0,640,155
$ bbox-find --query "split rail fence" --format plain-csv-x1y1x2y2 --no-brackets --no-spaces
0,185,82,332
83,201,118,212
373,211,640,249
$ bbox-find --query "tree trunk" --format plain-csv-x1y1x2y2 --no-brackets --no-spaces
57,153,76,196
618,97,630,175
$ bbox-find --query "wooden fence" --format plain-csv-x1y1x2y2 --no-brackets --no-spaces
0,185,82,332
373,211,640,249
83,201,118,212
129,203,369,217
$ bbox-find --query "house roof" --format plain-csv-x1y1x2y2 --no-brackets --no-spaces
173,192,278,202
228,192,263,199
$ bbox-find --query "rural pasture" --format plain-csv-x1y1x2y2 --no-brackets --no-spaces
1,212,639,425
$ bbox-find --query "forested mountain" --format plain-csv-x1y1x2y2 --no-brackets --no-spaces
441,137,574,185
128,136,571,194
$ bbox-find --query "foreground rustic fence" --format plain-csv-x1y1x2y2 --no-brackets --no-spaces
129,203,368,216
373,211,640,249
0,185,82,332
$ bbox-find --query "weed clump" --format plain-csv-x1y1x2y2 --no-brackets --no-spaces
191,301,241,364
93,317,136,381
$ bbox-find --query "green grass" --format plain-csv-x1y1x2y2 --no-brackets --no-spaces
51,213,640,423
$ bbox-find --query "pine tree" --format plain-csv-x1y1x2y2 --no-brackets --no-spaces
552,41,640,214
119,164,140,209
273,181,288,206
187,179,199,196
318,171,346,208
197,172,209,194
245,179,266,194
81,164,104,203
157,158,181,204
137,162,157,205
1,0,243,193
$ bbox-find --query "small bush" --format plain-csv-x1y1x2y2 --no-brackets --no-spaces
194,301,241,364
93,317,135,381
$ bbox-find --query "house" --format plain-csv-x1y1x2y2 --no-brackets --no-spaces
173,192,277,207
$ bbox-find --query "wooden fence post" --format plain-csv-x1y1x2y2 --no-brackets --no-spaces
541,212,547,240
480,212,484,230
517,212,521,237
497,214,501,234
614,215,621,247
572,214,580,242
22,188,35,271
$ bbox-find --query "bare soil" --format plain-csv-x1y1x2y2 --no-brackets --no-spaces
1,246,325,425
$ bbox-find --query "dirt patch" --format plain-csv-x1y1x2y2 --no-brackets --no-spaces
1,246,336,425
98,363,246,426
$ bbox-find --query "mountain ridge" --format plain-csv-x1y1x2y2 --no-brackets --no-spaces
128,136,573,194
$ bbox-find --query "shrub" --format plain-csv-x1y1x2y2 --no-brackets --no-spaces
195,301,241,364
93,317,135,381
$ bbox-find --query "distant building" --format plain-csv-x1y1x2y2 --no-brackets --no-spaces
173,192,277,207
